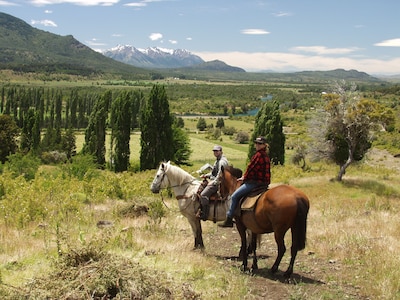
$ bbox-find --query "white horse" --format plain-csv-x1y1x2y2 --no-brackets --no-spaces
150,161,230,249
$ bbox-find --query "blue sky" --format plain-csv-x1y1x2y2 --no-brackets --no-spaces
1,0,400,75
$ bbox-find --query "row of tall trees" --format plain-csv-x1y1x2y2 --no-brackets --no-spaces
0,84,191,172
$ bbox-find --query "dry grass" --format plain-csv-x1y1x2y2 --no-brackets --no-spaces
1,148,400,298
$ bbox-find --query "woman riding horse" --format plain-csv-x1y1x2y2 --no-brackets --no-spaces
219,136,270,227
219,164,310,277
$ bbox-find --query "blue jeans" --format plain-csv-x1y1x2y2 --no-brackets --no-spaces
227,182,258,218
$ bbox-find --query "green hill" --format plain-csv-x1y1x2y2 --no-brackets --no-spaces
0,12,149,78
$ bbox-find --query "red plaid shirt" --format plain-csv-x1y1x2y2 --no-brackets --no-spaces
243,148,270,186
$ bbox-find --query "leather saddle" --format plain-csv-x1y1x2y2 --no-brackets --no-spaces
197,179,223,202
238,185,268,212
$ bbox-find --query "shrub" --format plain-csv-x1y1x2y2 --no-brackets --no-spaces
5,152,41,181
62,154,98,180
206,128,221,140
222,126,237,136
235,131,249,144
41,151,68,165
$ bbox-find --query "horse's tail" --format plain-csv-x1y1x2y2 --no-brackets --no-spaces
294,197,310,251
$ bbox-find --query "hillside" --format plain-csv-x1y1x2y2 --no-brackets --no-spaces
0,12,149,78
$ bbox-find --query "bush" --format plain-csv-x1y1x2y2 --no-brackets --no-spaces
206,128,221,140
222,126,237,136
62,154,98,180
5,153,41,181
41,151,68,165
235,131,249,144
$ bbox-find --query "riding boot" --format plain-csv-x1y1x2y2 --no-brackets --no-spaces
218,216,233,228
200,204,210,221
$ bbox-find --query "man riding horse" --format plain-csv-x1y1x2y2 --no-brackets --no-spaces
198,145,228,221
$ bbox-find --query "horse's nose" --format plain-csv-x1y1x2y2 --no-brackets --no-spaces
150,185,160,193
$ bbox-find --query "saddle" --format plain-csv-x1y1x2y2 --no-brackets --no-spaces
197,179,223,202
237,185,268,213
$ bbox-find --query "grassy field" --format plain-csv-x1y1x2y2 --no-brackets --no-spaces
1,129,400,298
75,117,256,171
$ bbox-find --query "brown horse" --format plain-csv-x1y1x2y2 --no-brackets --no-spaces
220,165,310,278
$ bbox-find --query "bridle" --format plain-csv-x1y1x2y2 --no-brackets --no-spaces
155,166,199,209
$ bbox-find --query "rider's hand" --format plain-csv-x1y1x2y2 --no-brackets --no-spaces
238,176,244,181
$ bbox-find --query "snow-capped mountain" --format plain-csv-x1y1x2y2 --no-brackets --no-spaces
102,45,205,69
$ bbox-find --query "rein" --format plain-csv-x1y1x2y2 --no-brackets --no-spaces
156,171,199,209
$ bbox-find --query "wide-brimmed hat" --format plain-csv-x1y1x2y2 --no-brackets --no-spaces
254,136,267,144
212,145,222,151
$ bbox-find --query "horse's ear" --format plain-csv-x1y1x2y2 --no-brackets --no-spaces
221,165,225,171
161,161,170,168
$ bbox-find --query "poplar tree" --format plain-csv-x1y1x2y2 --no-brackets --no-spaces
110,91,132,172
140,85,174,170
0,115,19,163
20,108,36,153
70,89,78,128
81,90,112,168
249,100,285,165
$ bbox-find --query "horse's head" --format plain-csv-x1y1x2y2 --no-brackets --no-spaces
219,165,243,198
150,161,171,193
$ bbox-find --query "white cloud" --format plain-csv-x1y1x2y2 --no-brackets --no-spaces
169,40,177,44
241,29,270,35
149,33,163,41
186,37,192,41
86,39,106,46
272,11,292,17
291,46,360,55
0,1,18,6
124,2,147,7
31,19,57,27
44,9,52,13
30,0,119,6
193,51,400,75
374,38,400,47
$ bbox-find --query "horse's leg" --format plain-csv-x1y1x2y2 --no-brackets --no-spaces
187,216,204,250
235,219,248,271
250,232,258,271
271,230,286,274
284,228,298,278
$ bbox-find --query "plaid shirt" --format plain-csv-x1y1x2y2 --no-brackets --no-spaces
243,148,270,186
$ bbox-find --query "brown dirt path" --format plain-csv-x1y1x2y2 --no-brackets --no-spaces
203,226,368,299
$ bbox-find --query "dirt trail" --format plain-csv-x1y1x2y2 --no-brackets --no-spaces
204,226,366,299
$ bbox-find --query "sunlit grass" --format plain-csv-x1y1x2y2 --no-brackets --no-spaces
1,144,400,298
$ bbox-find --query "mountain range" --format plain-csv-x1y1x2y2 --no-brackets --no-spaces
102,45,205,69
0,12,385,83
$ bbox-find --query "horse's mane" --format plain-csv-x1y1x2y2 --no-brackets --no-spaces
167,163,196,185
224,165,243,179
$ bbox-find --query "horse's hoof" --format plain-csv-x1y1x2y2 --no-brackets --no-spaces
192,246,205,251
283,271,293,279
270,266,278,274
249,267,257,276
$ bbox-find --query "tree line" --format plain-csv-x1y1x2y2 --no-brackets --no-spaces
0,84,190,172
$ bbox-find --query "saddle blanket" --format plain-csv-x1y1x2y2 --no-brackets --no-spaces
241,192,264,210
